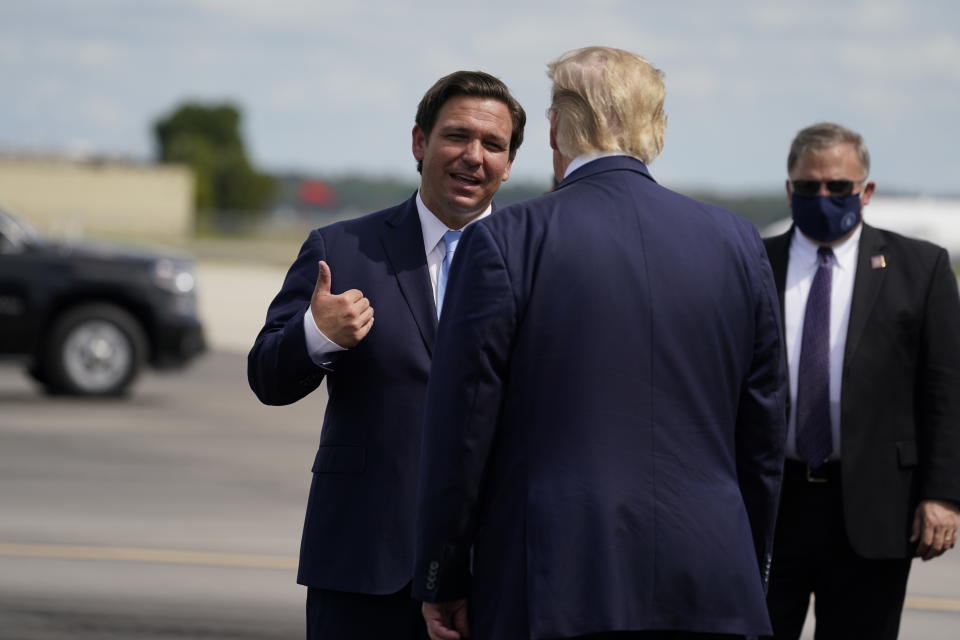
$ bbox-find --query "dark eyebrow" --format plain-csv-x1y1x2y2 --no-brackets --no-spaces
438,125,470,135
437,125,509,148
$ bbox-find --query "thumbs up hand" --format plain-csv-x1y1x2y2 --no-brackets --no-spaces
310,261,374,348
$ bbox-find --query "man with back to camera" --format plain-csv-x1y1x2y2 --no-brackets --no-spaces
247,71,525,639
411,46,788,640
763,122,960,639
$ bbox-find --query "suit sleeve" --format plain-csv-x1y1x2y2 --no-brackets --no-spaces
918,248,960,503
412,222,517,602
247,229,333,406
736,228,788,590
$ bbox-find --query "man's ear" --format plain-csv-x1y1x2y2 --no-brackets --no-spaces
784,179,792,204
412,125,426,162
549,114,559,152
860,180,876,207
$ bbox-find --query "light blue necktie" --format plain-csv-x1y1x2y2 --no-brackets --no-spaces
436,229,462,318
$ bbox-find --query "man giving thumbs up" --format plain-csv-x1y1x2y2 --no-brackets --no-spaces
248,70,525,640
309,260,374,349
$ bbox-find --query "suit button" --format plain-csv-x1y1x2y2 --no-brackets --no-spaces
426,580,436,590
429,561,439,570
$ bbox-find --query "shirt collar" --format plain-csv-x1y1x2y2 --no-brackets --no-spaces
790,223,862,271
415,190,492,256
563,152,638,180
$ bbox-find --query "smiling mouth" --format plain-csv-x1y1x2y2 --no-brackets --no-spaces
450,173,482,187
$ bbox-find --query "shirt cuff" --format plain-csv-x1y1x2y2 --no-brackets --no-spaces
303,307,347,366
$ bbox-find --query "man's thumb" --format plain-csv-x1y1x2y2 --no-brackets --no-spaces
315,260,332,295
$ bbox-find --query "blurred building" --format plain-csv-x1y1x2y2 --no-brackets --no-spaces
0,154,194,237
762,196,960,265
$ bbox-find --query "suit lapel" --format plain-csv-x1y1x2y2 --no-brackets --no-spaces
843,224,887,366
380,197,437,355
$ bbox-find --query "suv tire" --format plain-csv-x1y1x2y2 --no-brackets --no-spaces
43,303,147,396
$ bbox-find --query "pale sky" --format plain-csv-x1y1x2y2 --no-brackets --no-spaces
2,0,958,194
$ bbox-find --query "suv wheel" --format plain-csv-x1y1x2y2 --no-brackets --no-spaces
43,304,147,396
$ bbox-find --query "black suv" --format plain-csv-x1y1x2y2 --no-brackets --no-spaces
0,208,205,395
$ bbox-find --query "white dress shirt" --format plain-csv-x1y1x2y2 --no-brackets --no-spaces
563,152,638,180
783,225,862,461
303,191,491,364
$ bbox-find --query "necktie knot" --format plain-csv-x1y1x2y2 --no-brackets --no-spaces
436,230,463,318
443,230,462,257
817,246,834,267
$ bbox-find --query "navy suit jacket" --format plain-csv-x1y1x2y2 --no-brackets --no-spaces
248,195,439,594
412,157,788,639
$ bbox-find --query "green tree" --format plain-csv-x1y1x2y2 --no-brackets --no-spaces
154,103,275,221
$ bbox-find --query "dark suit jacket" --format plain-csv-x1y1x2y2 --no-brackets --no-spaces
412,157,788,639
248,195,439,594
765,224,960,558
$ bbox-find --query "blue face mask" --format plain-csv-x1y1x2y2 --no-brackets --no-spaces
790,193,862,243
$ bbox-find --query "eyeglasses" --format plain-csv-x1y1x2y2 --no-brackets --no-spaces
791,179,864,197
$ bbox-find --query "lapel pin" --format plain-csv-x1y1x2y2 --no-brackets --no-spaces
870,254,887,269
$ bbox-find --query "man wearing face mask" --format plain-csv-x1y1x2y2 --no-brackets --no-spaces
763,122,960,639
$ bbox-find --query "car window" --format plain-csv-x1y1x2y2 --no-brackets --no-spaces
0,210,39,253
